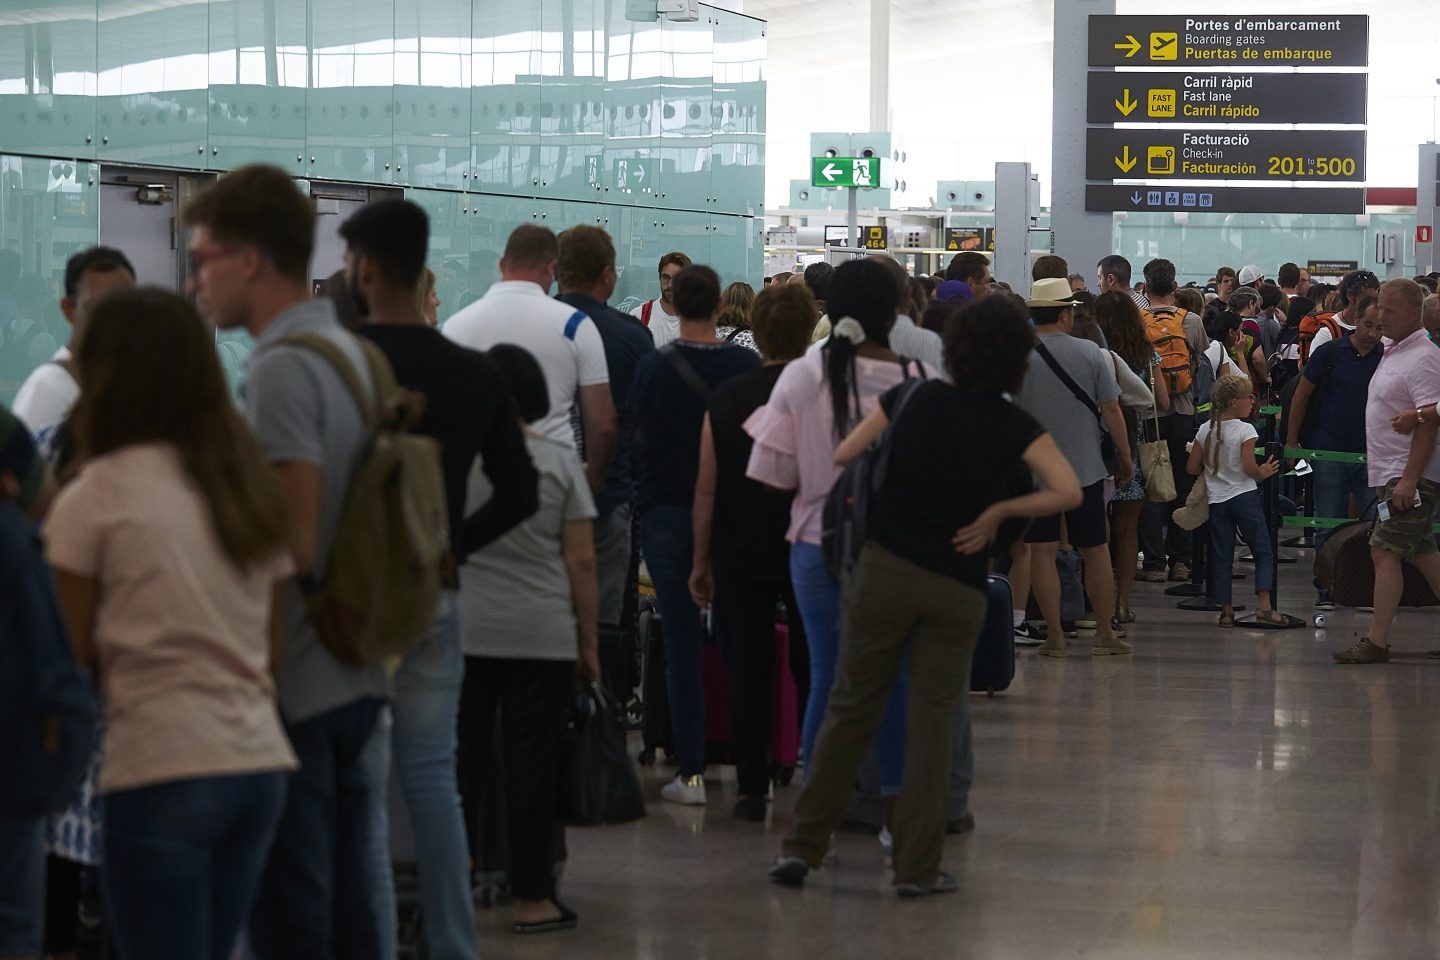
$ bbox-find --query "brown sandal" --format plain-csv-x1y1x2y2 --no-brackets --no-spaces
1218,614,1235,628
1253,609,1284,625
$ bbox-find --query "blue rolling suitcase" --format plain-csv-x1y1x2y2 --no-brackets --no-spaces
971,574,1015,695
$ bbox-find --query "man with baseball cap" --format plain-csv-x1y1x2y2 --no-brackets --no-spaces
1238,265,1266,288
1011,278,1133,658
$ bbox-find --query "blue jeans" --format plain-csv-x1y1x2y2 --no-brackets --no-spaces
0,817,44,956
640,505,708,778
364,708,396,960
1312,460,1375,552
1209,490,1274,606
102,772,285,960
249,696,386,960
790,541,907,793
387,594,476,960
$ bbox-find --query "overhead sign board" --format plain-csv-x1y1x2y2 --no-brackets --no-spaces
1307,259,1359,275
944,227,992,252
811,156,882,189
1087,15,1369,68
1086,72,1367,126
1085,128,1366,182
1085,184,1365,214
862,225,888,251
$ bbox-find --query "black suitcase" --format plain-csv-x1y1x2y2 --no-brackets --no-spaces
637,600,674,765
971,574,1016,695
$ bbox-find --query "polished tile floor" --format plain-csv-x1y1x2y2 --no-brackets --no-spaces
474,555,1440,960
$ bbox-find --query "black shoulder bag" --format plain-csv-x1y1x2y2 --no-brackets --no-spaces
660,343,712,402
1034,341,1119,476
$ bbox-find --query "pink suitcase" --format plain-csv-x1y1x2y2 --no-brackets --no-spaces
703,625,800,781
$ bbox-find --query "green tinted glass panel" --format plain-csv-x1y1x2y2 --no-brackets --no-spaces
0,0,97,159
538,0,606,202
394,0,471,189
471,3,541,195
658,14,711,211
0,156,99,406
309,0,393,182
208,0,308,172
97,0,209,167
406,187,471,325
602,0,661,208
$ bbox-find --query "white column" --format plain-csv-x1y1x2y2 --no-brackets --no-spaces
1049,0,1115,274
870,0,889,132
1418,143,1439,274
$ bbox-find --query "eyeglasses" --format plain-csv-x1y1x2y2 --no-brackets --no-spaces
189,246,239,273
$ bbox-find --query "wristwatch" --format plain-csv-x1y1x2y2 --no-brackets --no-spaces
1419,407,1428,425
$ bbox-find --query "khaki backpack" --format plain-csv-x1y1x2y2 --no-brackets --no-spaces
281,333,449,667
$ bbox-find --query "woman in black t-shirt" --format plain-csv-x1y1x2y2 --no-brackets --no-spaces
689,284,816,820
768,295,1082,896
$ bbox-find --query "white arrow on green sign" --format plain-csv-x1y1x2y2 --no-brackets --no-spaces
811,156,882,189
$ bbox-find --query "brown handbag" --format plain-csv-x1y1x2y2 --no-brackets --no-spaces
1314,520,1440,607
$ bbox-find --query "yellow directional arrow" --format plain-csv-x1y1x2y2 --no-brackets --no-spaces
1115,89,1137,116
1114,146,1137,174
1113,35,1141,58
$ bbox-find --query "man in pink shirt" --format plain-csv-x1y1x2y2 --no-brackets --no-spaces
1334,279,1440,663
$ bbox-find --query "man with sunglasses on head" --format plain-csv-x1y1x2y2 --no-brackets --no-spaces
1300,269,1381,369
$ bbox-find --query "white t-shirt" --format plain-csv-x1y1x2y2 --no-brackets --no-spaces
1195,418,1260,504
631,298,681,347
1204,341,1239,380
1308,315,1356,356
460,434,597,661
12,347,78,458
444,280,610,449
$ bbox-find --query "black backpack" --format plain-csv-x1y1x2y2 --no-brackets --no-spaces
0,502,99,817
821,369,925,580
1278,341,1344,448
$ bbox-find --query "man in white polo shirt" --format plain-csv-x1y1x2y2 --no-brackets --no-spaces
446,225,617,494
630,251,691,347
1333,278,1440,664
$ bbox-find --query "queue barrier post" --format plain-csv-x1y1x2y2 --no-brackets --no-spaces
1238,440,1306,629
1242,407,1296,565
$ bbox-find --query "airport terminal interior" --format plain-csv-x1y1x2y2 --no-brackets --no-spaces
550,561,1440,960
3,0,1440,957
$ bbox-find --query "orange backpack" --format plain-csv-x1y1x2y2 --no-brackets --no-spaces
1297,312,1342,366
1144,308,1194,397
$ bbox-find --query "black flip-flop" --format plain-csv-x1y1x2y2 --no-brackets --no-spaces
513,901,578,935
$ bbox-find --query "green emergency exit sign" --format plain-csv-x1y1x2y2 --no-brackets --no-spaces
811,157,882,189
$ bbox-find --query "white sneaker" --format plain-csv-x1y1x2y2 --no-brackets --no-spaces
879,826,894,867
660,774,707,806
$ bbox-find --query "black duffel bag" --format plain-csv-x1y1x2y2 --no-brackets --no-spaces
561,681,647,827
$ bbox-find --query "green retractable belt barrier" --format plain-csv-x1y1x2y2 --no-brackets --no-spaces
1283,447,1367,464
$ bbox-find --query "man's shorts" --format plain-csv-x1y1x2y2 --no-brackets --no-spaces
1026,480,1109,549
1369,477,1440,559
